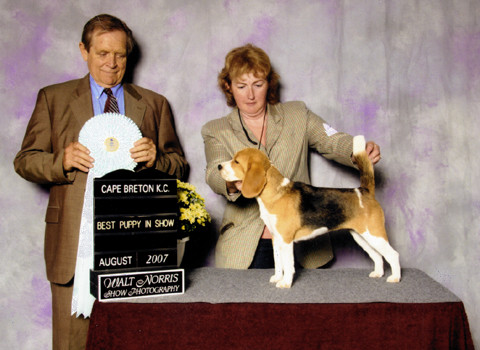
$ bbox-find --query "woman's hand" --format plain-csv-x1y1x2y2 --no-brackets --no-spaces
227,181,242,194
366,141,381,164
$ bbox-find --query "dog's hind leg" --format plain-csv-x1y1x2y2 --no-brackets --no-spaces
350,230,385,278
355,230,401,283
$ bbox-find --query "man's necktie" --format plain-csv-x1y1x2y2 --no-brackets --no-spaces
103,88,120,114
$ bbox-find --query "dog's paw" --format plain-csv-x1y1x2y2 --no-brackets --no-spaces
270,274,282,284
369,270,384,278
387,275,401,283
275,279,292,288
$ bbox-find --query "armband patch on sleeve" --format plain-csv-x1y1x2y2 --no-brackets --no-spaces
323,123,338,136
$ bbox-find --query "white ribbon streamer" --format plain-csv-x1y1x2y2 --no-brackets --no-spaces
71,171,96,317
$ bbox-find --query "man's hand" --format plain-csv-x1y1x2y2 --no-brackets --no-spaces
63,142,94,173
130,137,157,168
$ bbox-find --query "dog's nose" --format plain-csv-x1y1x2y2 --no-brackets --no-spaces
218,164,223,170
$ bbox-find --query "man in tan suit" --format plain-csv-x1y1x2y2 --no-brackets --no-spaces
14,14,187,350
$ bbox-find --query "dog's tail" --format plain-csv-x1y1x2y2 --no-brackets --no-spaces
353,135,375,195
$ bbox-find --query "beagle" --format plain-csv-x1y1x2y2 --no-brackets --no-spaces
218,135,401,288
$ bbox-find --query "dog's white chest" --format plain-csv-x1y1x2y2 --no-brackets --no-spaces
256,178,291,240
256,198,277,233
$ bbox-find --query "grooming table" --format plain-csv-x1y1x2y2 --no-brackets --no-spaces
86,268,473,349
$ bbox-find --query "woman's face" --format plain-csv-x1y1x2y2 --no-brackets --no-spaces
230,72,268,118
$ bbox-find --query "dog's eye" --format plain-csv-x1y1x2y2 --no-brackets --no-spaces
234,160,239,164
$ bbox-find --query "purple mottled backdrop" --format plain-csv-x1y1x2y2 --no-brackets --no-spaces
1,0,479,348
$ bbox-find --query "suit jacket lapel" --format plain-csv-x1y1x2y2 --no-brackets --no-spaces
70,75,94,128
124,83,146,127
70,78,146,130
265,104,283,154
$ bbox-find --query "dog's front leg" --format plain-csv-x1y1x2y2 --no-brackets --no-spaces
270,237,284,284
275,241,295,288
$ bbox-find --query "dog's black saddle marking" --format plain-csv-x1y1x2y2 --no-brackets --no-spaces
293,182,354,229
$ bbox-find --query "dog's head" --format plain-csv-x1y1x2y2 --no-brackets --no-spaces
218,148,271,198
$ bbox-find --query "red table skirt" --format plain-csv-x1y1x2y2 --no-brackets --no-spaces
87,301,474,349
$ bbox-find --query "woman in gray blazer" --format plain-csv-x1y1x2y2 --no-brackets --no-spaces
201,44,381,270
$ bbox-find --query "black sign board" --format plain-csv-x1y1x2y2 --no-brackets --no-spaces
90,169,184,300
92,169,178,271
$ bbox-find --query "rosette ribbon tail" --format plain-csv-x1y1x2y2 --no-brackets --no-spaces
71,171,96,318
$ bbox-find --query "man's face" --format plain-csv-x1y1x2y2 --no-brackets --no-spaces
80,29,127,88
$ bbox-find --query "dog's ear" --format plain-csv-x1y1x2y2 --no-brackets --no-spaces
241,161,267,198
